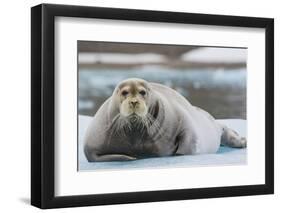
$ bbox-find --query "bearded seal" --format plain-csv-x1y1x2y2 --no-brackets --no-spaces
84,78,246,162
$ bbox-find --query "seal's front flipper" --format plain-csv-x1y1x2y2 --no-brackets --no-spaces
86,153,137,162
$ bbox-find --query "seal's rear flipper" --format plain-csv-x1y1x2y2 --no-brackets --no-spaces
220,126,247,148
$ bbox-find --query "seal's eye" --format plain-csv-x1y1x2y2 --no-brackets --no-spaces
121,90,129,96
139,90,146,96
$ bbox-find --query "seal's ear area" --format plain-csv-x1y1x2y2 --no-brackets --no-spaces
146,84,152,92
112,86,120,96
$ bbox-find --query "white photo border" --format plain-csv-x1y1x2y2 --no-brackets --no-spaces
54,17,265,196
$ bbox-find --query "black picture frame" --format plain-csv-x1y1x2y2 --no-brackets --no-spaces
31,3,274,209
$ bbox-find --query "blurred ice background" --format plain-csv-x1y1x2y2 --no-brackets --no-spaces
78,42,247,119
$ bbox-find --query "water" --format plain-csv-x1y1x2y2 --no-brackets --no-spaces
78,67,246,119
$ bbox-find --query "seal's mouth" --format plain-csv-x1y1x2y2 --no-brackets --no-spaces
128,113,140,123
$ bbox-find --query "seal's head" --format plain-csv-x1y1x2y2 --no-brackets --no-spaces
114,78,150,118
109,78,161,139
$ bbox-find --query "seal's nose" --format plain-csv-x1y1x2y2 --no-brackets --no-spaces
130,100,138,107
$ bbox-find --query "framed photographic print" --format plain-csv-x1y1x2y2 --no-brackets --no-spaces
31,3,274,209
